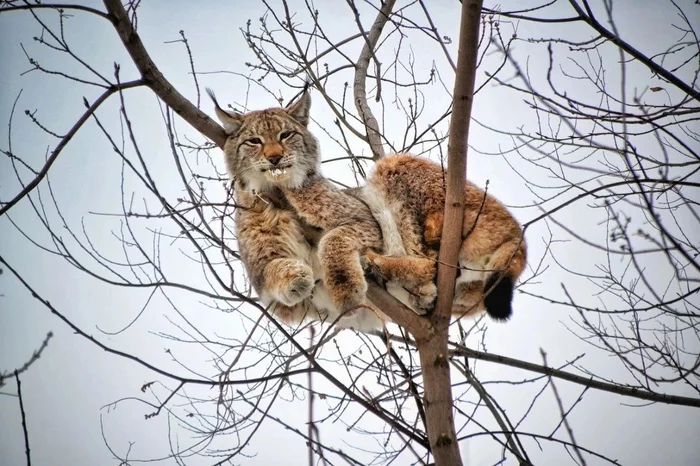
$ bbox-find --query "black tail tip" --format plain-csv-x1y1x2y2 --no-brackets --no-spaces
484,274,514,322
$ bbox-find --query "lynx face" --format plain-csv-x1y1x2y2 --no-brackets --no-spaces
207,89,319,193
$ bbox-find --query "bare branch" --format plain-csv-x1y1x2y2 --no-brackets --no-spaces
103,0,226,148
0,332,52,387
366,282,433,341
352,0,394,160
15,371,31,466
0,79,143,216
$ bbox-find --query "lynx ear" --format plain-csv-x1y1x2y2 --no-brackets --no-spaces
285,90,311,126
206,88,244,134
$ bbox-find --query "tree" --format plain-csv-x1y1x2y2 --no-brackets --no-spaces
1,1,698,465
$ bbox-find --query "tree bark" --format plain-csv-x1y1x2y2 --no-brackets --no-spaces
352,0,395,160
103,0,227,148
417,1,483,465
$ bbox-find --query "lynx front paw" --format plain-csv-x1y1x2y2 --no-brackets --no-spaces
283,273,315,305
267,259,315,307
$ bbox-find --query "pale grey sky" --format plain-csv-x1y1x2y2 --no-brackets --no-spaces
1,1,698,465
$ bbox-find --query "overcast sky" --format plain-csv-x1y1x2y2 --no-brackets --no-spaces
1,1,698,465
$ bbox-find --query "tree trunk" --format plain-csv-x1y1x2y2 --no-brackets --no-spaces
417,1,483,465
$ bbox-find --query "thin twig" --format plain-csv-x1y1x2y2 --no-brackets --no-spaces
308,326,315,466
15,371,31,466
541,350,587,466
449,341,700,408
0,332,53,386
0,80,143,216
453,360,530,464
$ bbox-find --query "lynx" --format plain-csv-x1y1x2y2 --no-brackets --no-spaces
207,89,435,330
208,88,526,329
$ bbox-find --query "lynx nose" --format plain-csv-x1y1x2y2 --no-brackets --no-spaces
267,155,283,166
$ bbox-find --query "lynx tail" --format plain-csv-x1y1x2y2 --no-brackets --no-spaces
483,273,514,321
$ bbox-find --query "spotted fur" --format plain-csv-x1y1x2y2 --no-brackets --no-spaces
207,89,434,330
209,89,526,329
363,154,528,321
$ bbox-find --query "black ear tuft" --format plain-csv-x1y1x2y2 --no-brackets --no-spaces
206,87,244,134
285,90,311,126
205,87,219,107
483,274,514,321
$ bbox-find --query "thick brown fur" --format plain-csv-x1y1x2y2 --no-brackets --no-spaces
208,88,326,327
208,89,435,330
209,88,525,328
364,153,527,320
281,174,438,316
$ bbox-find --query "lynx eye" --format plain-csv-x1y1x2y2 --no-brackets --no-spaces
245,137,263,145
279,131,295,141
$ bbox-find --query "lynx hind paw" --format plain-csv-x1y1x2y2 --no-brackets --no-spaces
273,261,315,306
327,270,368,316
411,282,437,314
